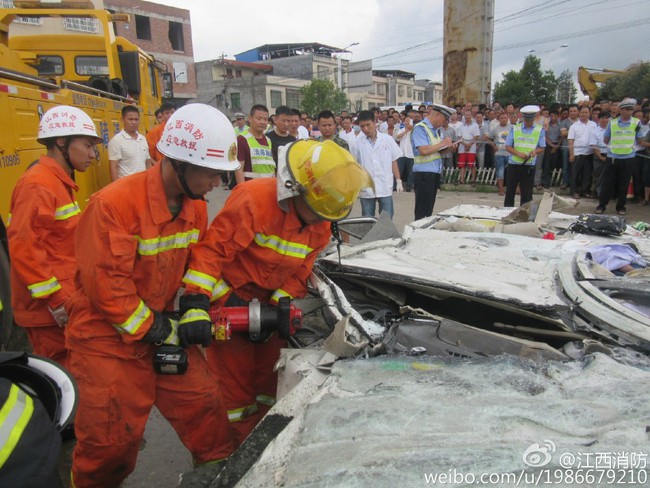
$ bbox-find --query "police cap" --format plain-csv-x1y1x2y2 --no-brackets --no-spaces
430,103,456,120
520,105,540,118
619,98,636,109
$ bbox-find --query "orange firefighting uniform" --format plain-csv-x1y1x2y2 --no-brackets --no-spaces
8,155,81,366
146,122,165,163
65,164,234,488
183,178,331,446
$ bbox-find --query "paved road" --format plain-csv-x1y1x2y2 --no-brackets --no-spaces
116,183,649,487
206,183,650,229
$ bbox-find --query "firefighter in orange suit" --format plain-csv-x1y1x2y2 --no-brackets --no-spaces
181,140,373,446
65,104,238,488
8,105,102,367
146,102,175,163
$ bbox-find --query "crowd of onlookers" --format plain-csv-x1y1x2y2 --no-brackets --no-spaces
239,98,650,212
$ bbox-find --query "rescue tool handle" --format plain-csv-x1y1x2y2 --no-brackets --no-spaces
207,298,303,341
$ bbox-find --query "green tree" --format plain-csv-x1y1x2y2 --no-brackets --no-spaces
599,63,650,101
300,79,348,116
556,69,578,105
493,55,558,106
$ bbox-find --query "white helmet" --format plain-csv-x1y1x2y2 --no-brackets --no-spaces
0,352,78,432
157,103,240,171
37,105,102,145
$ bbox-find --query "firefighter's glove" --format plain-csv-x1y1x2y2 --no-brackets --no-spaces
143,311,179,345
178,309,212,348
48,304,69,328
179,293,210,316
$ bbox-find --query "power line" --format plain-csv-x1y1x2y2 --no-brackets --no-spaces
206,5,649,89
370,16,649,71
353,0,641,66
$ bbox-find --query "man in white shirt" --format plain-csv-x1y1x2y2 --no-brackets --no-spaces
352,110,403,219
289,109,302,139
488,111,511,196
448,112,463,169
590,111,610,198
568,105,597,198
395,110,416,192
108,106,153,181
297,112,310,139
339,115,357,149
457,110,480,185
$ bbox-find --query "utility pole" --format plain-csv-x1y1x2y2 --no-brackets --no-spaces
337,42,359,90
443,0,494,105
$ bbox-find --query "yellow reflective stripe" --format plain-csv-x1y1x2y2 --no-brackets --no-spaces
0,384,35,469
182,269,218,293
6,214,11,227
270,289,292,304
0,298,3,312
54,201,81,221
27,276,61,299
256,394,275,407
164,320,180,346
227,402,258,422
136,229,200,256
211,279,231,302
113,300,151,335
254,233,313,259
180,309,210,324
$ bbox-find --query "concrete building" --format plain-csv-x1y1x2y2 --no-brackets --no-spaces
347,63,432,111
195,42,442,116
416,80,444,105
373,69,426,107
195,58,309,118
235,43,350,89
104,0,196,105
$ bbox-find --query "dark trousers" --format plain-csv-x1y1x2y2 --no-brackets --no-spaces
483,144,494,168
633,152,646,200
396,157,414,191
542,146,559,187
570,154,593,196
413,171,441,220
227,171,237,190
592,154,607,197
504,164,534,207
598,157,635,211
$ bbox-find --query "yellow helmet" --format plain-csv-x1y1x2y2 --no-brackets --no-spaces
286,140,373,221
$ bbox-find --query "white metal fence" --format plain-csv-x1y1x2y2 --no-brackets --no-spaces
440,167,565,187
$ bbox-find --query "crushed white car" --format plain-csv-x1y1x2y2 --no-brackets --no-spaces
184,195,650,488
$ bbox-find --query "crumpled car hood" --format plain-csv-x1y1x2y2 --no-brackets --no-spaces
239,351,650,488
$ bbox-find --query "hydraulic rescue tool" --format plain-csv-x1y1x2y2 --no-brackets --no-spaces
153,298,303,374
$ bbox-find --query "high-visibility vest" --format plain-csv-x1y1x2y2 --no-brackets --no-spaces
413,121,442,169
610,117,639,156
511,124,542,164
0,377,62,486
243,133,275,178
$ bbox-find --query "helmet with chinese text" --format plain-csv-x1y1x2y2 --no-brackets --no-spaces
37,105,102,145
156,103,240,171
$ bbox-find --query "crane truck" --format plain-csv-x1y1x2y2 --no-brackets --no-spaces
577,66,627,100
